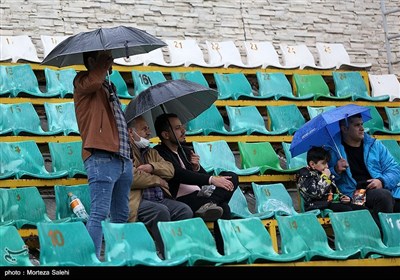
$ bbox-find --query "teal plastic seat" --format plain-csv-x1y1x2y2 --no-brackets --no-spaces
329,210,400,258
3,102,62,136
252,182,320,217
157,217,249,266
239,141,302,174
186,104,247,136
5,64,61,98
0,142,16,179
44,102,80,135
266,104,306,135
378,212,400,247
293,73,351,100
102,221,188,266
0,226,34,266
306,105,336,119
44,67,77,98
214,73,263,100
256,72,313,100
364,106,398,135
218,217,306,264
0,65,12,96
228,187,274,219
281,142,307,169
171,70,209,87
193,140,260,176
226,105,287,135
108,69,133,99
131,70,166,96
0,103,13,136
49,141,86,178
1,141,69,179
38,221,124,266
277,214,361,261
54,184,90,222
380,139,400,164
333,71,390,101
384,107,400,133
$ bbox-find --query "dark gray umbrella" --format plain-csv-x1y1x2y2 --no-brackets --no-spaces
41,26,166,67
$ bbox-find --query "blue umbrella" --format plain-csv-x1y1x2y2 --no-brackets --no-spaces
290,104,371,158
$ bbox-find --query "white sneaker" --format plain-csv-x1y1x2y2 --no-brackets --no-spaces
195,202,223,222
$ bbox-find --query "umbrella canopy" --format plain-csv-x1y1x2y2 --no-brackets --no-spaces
41,26,166,67
290,104,371,158
124,79,218,127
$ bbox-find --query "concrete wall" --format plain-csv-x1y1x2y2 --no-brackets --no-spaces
1,0,399,75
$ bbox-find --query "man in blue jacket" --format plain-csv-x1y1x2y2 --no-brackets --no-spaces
328,113,400,227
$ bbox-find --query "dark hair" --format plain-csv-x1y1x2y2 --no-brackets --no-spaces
82,51,98,70
306,146,330,165
154,113,178,140
339,113,362,127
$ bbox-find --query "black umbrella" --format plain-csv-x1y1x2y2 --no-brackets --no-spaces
41,26,166,67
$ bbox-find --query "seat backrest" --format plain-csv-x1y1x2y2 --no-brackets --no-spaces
49,141,86,178
0,36,13,62
243,41,282,68
166,39,210,67
54,184,90,221
44,67,77,98
170,70,209,87
108,70,133,99
238,141,282,173
225,105,268,134
228,187,274,219
279,44,317,68
293,73,332,100
281,142,307,169
0,65,12,96
384,107,400,132
266,104,305,135
37,221,103,266
205,40,250,67
363,106,387,133
113,52,146,66
214,72,254,100
256,72,293,99
0,103,13,136
131,70,167,96
378,212,400,247
380,139,400,164
0,226,33,266
332,71,381,100
0,35,41,63
0,186,52,229
316,42,351,68
40,35,69,58
44,102,80,135
143,47,181,67
306,105,336,119
368,74,400,101
252,182,297,216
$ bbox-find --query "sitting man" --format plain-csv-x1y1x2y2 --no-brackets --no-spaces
127,115,193,257
328,113,400,227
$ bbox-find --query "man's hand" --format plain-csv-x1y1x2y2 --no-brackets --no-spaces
366,178,383,190
190,150,201,171
136,164,154,174
211,176,235,192
335,158,349,174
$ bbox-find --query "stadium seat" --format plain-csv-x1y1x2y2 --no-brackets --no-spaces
166,39,222,67
266,104,306,135
256,72,313,100
243,41,298,69
108,69,133,99
238,141,301,174
281,142,307,170
0,226,34,266
157,217,248,266
170,70,210,87
102,220,188,266
252,182,320,217
384,107,400,133
214,73,263,100
0,103,13,136
113,52,146,66
380,139,400,164
329,210,400,258
37,221,124,266
364,106,398,135
40,35,69,58
0,35,41,63
368,73,400,102
131,70,167,96
277,214,361,261
44,102,80,135
332,71,390,101
228,187,274,219
44,67,77,98
2,102,62,136
186,104,247,136
293,73,351,100
205,40,260,68
0,66,12,96
54,184,90,222
1,140,69,179
306,105,336,119
193,140,260,176
378,212,400,248
279,43,335,70
49,141,86,178
226,105,287,135
316,42,372,70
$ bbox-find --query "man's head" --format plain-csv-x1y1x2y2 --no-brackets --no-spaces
82,50,113,71
306,146,330,172
128,115,151,140
339,113,365,145
154,113,186,146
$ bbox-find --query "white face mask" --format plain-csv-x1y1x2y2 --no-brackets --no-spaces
135,137,150,149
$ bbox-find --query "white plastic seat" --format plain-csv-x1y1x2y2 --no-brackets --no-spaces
368,73,400,102
40,35,69,59
0,35,41,63
316,42,372,70
113,53,146,66
205,40,260,68
243,41,298,69
166,39,222,67
279,43,335,70
144,47,183,67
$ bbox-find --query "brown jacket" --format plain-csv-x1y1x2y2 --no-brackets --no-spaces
73,67,120,161
128,144,174,222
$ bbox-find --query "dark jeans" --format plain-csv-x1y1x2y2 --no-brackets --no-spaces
328,202,367,212
365,188,394,228
394,198,400,213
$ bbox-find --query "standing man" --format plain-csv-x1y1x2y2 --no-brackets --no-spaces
74,50,133,258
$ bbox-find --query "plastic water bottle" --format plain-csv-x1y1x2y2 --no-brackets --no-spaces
68,192,89,222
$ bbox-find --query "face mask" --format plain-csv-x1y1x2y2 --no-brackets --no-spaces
135,137,150,149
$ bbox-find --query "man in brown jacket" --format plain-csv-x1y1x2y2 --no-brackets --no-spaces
128,116,193,257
